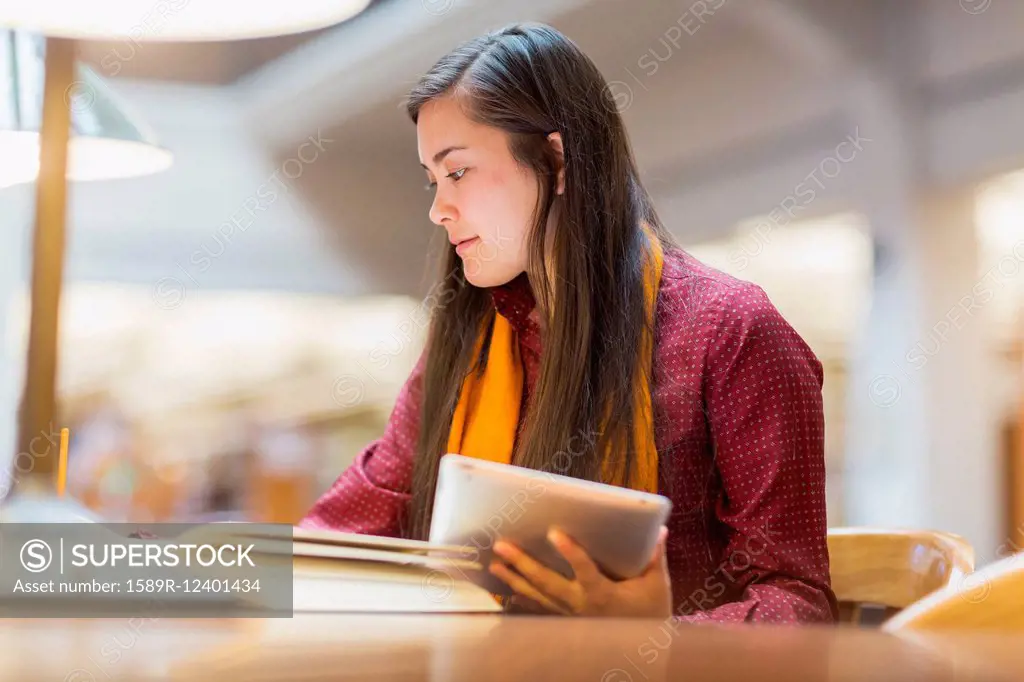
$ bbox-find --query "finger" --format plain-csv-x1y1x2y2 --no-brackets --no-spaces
489,560,573,616
493,541,583,611
547,527,604,588
506,594,557,615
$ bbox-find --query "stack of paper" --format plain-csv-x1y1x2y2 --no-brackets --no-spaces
232,526,501,614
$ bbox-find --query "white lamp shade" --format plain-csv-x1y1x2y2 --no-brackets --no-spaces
0,31,172,188
0,0,373,41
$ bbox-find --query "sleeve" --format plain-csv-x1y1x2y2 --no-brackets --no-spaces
299,355,425,537
678,283,838,624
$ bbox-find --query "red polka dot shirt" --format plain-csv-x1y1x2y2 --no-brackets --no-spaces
302,248,839,624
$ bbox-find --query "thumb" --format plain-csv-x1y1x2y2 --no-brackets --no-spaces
643,525,669,577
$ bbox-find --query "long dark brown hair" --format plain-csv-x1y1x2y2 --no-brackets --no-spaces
401,23,676,540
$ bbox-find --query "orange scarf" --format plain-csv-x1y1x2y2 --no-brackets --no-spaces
445,228,663,493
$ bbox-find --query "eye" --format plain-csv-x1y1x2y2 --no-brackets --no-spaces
424,168,466,191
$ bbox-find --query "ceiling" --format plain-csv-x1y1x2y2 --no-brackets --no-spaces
74,0,386,84
75,31,325,84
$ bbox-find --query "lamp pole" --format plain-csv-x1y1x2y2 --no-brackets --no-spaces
15,35,73,491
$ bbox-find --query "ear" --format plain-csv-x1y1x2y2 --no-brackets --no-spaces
546,132,565,195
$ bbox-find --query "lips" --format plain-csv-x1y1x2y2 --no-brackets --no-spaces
454,236,480,255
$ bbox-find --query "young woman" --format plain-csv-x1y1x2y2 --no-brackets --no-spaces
302,23,838,624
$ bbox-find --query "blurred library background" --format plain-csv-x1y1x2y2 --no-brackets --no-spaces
1,0,1023,567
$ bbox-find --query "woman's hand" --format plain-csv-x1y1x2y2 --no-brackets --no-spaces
489,525,672,617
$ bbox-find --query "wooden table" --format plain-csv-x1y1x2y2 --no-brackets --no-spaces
3,615,1023,681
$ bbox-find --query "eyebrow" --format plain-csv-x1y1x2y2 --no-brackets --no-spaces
420,145,468,169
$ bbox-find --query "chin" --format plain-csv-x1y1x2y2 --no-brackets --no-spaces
463,266,517,289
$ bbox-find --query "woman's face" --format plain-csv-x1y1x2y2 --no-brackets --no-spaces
417,96,540,288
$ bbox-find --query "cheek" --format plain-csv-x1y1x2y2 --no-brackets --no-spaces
478,221,529,262
477,173,537,258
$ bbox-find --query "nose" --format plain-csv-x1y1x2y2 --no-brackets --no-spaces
428,187,457,226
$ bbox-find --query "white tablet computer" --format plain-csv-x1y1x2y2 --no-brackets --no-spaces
428,453,672,596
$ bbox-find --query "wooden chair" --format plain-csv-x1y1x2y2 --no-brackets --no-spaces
881,550,1024,632
827,528,975,626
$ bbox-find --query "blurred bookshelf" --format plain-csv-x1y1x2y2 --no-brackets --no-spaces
11,283,424,523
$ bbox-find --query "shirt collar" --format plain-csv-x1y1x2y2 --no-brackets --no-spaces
489,271,537,333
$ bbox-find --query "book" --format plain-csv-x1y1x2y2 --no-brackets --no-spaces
203,525,500,614
244,525,479,557
290,554,500,614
